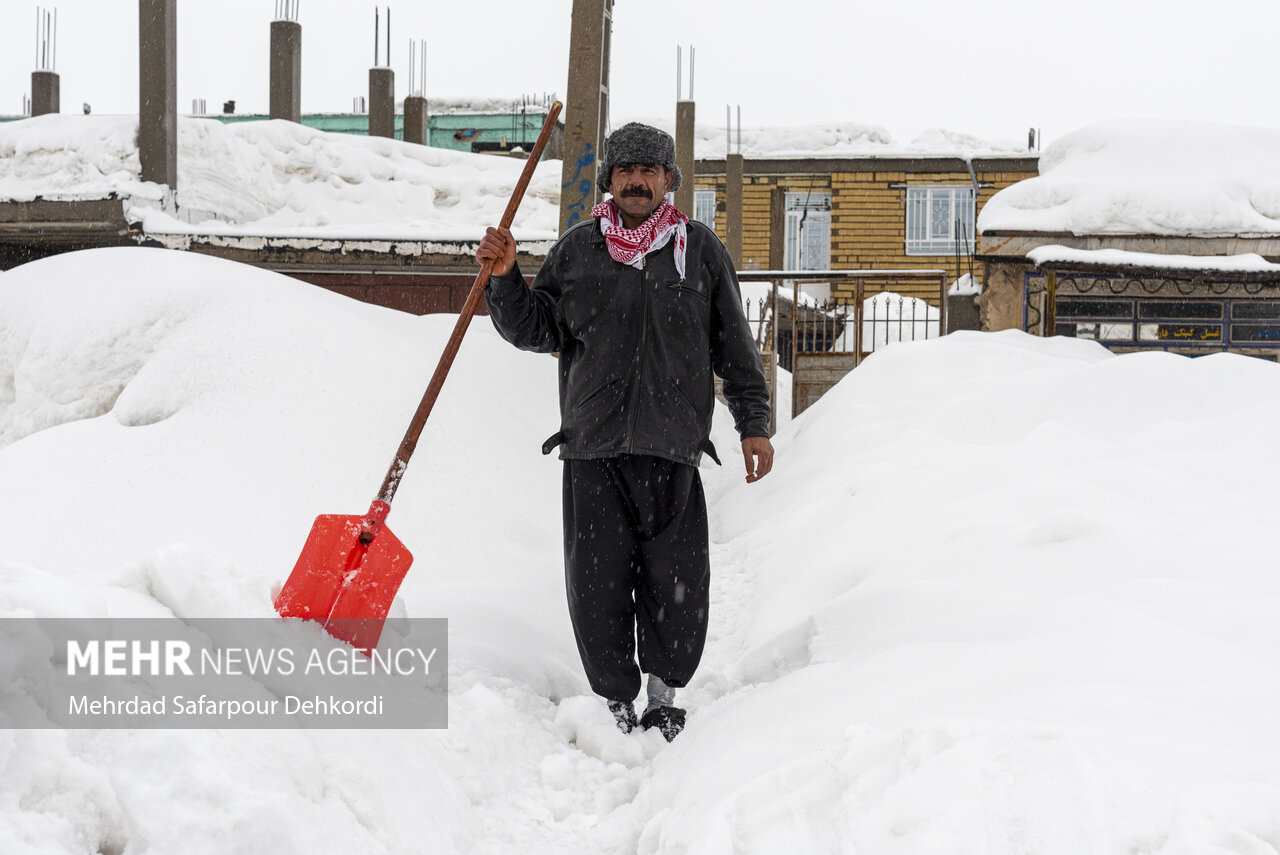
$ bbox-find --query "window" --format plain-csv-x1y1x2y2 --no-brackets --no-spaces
784,192,831,271
906,186,974,256
693,189,716,230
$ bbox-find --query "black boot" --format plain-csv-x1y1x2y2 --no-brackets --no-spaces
608,700,638,734
640,705,686,742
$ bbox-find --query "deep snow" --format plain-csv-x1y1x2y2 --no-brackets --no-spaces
2,248,1280,854
978,119,1280,237
0,115,563,241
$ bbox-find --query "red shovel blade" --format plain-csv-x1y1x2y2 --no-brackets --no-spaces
275,509,413,651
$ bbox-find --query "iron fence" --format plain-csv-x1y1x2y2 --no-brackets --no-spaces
737,269,947,417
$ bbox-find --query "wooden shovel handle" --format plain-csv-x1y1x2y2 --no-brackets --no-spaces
373,101,563,508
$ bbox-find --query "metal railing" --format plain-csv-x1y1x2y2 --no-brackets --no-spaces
738,269,947,363
737,269,946,417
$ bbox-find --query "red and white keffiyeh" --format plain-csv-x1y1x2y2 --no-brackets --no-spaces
592,199,688,280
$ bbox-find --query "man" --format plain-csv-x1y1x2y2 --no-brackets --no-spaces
477,122,773,741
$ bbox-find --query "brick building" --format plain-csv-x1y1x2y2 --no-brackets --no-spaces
691,153,1038,307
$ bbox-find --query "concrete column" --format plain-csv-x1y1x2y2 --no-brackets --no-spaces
269,20,302,123
368,67,395,138
674,100,695,217
139,0,177,189
726,152,744,266
31,71,60,116
559,0,613,233
404,96,427,145
769,186,785,269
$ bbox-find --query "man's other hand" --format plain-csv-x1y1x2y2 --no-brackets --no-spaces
741,436,774,484
476,227,517,278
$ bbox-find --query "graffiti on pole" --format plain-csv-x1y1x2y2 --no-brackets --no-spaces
562,142,596,228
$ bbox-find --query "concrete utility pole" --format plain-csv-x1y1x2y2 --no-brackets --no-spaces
269,15,302,122
559,0,613,233
673,46,694,217
674,100,694,217
139,0,177,189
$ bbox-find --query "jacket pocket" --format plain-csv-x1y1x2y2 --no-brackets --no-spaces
572,376,623,413
667,280,709,301
672,380,703,418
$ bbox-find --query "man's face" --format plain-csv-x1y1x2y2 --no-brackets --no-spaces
610,163,674,227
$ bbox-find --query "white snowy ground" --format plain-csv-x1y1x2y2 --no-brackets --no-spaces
3,248,1280,854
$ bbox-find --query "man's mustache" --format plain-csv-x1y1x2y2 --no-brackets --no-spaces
621,187,652,198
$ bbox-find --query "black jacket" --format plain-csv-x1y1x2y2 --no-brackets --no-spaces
484,218,771,467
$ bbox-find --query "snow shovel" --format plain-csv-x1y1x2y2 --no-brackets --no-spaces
275,101,563,651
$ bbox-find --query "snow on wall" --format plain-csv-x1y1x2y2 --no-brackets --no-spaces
978,119,1280,237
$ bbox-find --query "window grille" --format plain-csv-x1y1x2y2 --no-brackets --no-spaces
906,186,974,256
784,192,831,271
694,189,716,230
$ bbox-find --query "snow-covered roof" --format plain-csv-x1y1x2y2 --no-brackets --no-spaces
0,114,562,241
424,97,557,116
978,119,1280,237
1028,245,1280,274
623,117,1032,160
0,112,1028,243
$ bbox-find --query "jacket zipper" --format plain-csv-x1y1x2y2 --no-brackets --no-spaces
628,255,648,454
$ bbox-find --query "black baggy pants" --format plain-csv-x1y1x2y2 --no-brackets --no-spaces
562,455,710,703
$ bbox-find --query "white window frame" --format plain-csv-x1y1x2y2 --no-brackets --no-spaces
906,185,975,256
784,192,831,271
693,189,716,231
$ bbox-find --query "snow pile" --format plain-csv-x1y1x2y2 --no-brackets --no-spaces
979,119,1280,236
623,117,1029,160
1028,245,1280,273
0,113,1027,247
0,115,561,241
948,272,981,295
826,292,941,352
420,97,557,116
862,291,940,348
0,115,159,203
904,127,1032,159
3,248,1280,853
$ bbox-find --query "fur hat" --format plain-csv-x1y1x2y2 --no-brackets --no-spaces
596,122,683,195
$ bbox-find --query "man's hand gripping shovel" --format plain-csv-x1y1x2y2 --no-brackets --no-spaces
274,102,563,651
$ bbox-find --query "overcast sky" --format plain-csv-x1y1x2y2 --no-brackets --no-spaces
1,0,1274,147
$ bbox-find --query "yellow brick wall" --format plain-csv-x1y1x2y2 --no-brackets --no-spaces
693,167,1036,306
